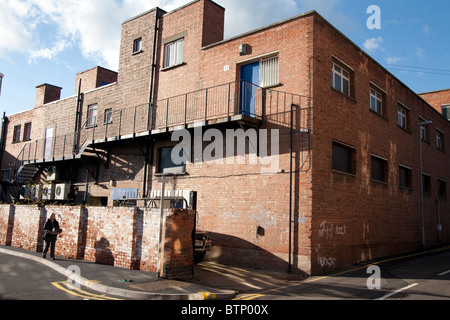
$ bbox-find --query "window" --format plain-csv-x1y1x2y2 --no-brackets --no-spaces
133,38,142,54
332,63,350,96
260,56,279,88
422,173,431,194
104,109,113,124
164,38,184,68
398,105,408,129
2,170,9,182
158,146,186,174
332,142,356,175
442,105,450,121
419,117,430,142
13,125,21,143
436,130,444,150
438,179,447,198
23,122,32,141
87,104,98,127
399,165,412,189
370,88,383,115
371,155,388,183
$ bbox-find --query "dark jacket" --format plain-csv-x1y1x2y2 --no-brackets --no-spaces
43,219,60,241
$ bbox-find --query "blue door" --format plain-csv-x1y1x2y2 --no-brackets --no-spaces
240,62,259,116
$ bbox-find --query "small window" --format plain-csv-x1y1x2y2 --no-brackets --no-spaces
87,104,98,127
133,38,142,54
419,118,430,142
104,109,113,124
332,142,356,175
438,179,447,199
2,169,10,182
13,125,21,143
442,105,450,121
158,146,186,174
398,105,408,129
260,56,279,88
370,88,383,115
164,38,184,68
436,130,444,151
23,122,32,141
371,155,388,183
399,165,412,189
332,63,350,96
422,173,431,194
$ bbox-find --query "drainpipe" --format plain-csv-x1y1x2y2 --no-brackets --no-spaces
419,120,432,250
157,177,166,278
436,198,442,243
143,8,160,199
289,103,298,274
0,112,8,168
147,7,160,129
73,79,82,154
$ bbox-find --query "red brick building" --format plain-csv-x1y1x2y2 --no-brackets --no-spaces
1,0,449,275
420,88,450,120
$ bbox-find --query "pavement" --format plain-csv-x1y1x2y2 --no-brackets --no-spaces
0,245,306,300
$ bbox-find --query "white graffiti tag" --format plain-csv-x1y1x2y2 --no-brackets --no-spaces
318,221,347,240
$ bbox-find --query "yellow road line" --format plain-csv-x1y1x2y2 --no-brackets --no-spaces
240,245,450,300
51,281,122,300
234,293,265,300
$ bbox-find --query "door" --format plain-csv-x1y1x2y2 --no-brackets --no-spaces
44,127,54,159
240,62,259,117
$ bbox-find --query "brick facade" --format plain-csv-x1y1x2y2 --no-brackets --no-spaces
420,88,450,116
0,205,195,279
0,0,449,276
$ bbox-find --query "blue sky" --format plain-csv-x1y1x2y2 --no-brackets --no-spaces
1,0,449,117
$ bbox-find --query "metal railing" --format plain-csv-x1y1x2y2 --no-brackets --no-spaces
76,80,264,148
13,80,312,167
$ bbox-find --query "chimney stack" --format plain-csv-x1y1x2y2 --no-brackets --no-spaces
35,83,62,107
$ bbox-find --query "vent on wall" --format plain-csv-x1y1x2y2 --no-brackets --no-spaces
239,44,249,56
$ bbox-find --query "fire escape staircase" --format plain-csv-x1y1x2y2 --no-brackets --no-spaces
9,80,312,196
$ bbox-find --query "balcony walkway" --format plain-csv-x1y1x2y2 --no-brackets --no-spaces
15,81,309,168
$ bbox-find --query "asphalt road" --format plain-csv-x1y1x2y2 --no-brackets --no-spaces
0,252,73,300
1,245,449,301
0,252,122,300
235,246,450,300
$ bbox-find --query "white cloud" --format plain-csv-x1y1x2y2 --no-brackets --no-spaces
28,39,71,64
0,0,352,71
386,56,406,65
0,0,36,58
363,37,383,52
416,47,426,59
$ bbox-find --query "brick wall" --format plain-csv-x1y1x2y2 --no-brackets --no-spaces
2,1,450,278
75,66,118,95
35,84,62,107
420,89,450,115
310,14,450,274
0,205,195,279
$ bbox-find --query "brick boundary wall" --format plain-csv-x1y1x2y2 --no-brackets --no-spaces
0,205,195,280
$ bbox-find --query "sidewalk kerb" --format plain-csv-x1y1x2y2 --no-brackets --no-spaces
0,247,234,300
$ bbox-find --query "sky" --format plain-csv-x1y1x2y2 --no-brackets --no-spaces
1,0,450,116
